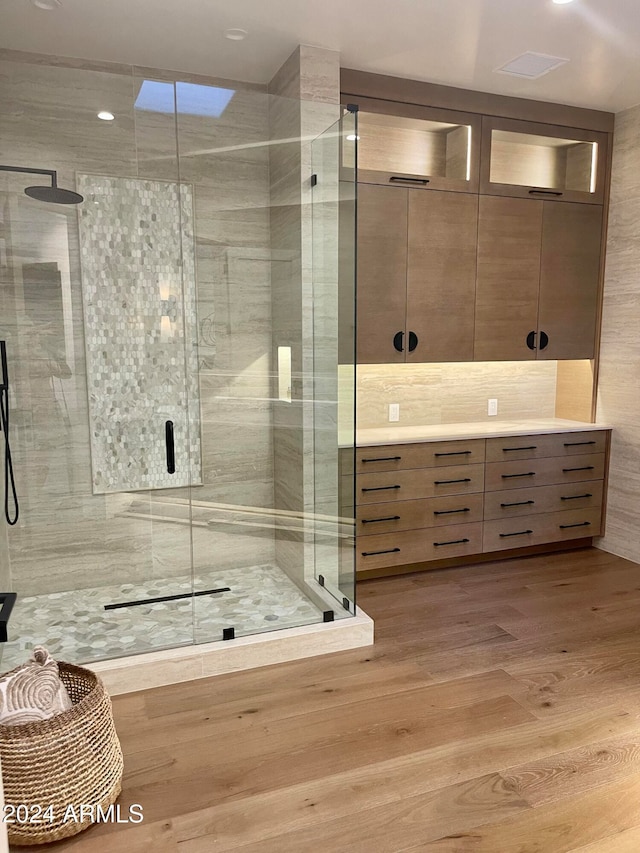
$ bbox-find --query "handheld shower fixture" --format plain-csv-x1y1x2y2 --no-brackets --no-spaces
0,341,18,525
0,164,83,205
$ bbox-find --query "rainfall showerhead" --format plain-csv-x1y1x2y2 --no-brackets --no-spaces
0,164,84,205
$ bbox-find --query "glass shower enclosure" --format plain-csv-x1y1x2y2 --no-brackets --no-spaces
0,54,357,668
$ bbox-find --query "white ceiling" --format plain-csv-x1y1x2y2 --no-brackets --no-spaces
2,0,640,113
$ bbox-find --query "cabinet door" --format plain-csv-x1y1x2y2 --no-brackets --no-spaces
474,196,543,361
537,202,603,360
406,191,478,362
357,184,408,363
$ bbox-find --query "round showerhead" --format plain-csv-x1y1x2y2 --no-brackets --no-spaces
24,184,84,205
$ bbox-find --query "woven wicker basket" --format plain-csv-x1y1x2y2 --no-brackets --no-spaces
0,661,123,846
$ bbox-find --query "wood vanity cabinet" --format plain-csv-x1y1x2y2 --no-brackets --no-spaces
474,196,603,361
355,429,610,577
357,184,478,364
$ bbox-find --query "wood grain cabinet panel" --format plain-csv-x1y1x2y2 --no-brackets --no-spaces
474,196,543,361
356,184,408,364
485,453,606,491
357,439,485,473
537,202,603,360
483,507,603,552
357,493,484,535
357,523,483,571
485,430,608,462
406,191,478,362
357,463,485,504
484,480,604,520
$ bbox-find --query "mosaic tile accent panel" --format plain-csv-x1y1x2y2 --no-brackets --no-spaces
0,565,327,670
77,174,201,493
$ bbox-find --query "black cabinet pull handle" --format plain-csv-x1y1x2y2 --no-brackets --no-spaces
500,500,535,507
361,485,401,492
528,189,563,196
362,547,401,557
434,538,469,547
433,508,470,515
165,420,175,474
389,176,429,185
564,441,596,447
361,516,401,524
501,472,536,479
539,331,549,351
393,331,404,352
559,521,591,529
526,331,537,351
562,466,595,472
434,450,472,457
503,446,537,452
434,478,472,485
499,530,533,538
560,493,593,501
408,331,418,352
362,456,402,463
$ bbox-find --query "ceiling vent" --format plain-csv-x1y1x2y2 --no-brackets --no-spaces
495,52,570,79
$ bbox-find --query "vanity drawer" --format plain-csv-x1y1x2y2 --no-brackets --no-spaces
357,463,485,504
357,493,484,535
484,453,605,492
485,430,608,462
357,439,485,473
484,480,604,520
357,523,483,571
483,507,602,553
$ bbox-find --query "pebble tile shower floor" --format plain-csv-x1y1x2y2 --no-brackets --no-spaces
0,564,326,671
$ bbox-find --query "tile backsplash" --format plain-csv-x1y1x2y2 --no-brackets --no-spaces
340,361,559,431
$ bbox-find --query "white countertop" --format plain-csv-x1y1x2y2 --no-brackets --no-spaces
353,418,610,447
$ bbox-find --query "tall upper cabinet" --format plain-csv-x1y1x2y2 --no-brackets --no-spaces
343,76,613,366
354,96,481,364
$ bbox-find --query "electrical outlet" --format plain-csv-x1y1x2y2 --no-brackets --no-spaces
388,403,400,422
488,398,498,416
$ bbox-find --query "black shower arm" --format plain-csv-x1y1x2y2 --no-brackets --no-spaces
0,165,58,187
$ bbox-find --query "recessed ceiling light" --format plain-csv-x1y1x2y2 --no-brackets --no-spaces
31,0,61,9
224,28,248,41
97,111,115,121
552,0,575,4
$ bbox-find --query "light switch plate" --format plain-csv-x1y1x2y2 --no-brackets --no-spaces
488,398,498,416
388,403,400,422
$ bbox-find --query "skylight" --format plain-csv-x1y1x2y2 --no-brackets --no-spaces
134,81,235,117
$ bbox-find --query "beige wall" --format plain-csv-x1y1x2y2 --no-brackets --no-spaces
596,105,640,561
347,361,559,431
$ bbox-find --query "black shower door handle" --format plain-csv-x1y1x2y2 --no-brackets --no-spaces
165,420,175,474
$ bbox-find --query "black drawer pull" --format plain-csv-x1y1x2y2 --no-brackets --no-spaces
434,538,470,547
433,508,470,515
361,516,401,524
434,478,472,485
501,472,535,479
499,530,533,538
562,466,595,473
362,547,401,557
503,446,537,452
393,331,404,353
528,189,563,196
559,521,591,529
361,485,401,492
564,441,596,447
560,493,593,501
390,176,429,185
165,420,175,474
362,456,402,463
434,450,473,457
500,500,535,508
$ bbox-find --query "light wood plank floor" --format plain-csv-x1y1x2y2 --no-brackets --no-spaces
26,546,640,852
